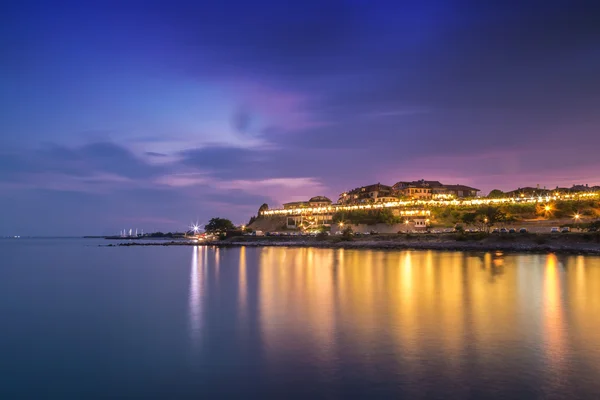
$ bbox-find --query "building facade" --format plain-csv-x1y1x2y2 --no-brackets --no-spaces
393,180,479,200
283,196,333,210
442,185,480,198
282,196,334,229
393,180,440,200
338,183,396,204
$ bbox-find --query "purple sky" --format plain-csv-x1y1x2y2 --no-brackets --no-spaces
1,0,599,235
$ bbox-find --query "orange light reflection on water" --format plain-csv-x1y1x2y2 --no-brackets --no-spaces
238,246,247,318
543,254,565,367
200,247,600,389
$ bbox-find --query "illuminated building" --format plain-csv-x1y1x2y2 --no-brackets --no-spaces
393,180,480,200
338,183,395,205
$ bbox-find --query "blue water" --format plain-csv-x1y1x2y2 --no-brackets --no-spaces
1,238,600,398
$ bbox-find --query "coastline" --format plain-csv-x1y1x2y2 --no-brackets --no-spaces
103,233,600,255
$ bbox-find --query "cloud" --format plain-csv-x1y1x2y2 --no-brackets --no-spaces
0,140,333,234
145,151,168,157
154,173,210,187
0,142,167,192
2,1,600,235
177,143,357,184
216,177,326,205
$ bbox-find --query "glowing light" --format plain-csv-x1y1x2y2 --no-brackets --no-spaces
258,190,600,218
189,221,201,234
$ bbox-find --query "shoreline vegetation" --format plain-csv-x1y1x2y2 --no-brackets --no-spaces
101,233,600,255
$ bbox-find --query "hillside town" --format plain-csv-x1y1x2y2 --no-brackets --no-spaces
257,179,600,233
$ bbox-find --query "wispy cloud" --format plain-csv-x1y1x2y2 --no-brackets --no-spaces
361,107,431,119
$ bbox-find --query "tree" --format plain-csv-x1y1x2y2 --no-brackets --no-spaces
332,209,400,225
258,203,269,214
588,220,600,232
378,208,400,225
316,225,330,239
477,206,507,232
487,189,505,199
460,212,478,226
204,217,236,234
341,226,354,241
460,207,506,233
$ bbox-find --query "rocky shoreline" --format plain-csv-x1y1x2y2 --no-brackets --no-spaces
103,233,600,255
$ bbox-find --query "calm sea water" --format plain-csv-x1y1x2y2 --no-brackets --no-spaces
1,238,600,399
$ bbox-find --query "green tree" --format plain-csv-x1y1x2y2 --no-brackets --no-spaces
204,217,236,234
460,207,506,232
332,209,400,225
487,189,505,198
460,212,478,226
378,208,400,225
315,225,330,239
341,226,354,241
258,203,269,214
477,206,507,232
588,220,600,232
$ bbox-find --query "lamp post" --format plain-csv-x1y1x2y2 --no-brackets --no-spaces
189,222,201,238
543,204,552,219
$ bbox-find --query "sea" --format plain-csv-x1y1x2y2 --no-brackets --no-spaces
1,237,600,399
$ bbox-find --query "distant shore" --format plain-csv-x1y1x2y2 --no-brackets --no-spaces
103,233,600,255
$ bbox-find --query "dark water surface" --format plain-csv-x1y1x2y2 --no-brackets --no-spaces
2,238,600,399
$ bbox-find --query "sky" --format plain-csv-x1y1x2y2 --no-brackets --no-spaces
1,0,599,235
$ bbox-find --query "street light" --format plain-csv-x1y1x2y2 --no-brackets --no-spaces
190,223,201,234
574,213,581,231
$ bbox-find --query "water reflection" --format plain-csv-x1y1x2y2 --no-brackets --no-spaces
188,246,222,348
186,247,600,397
238,246,247,318
543,254,567,391
188,246,204,346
